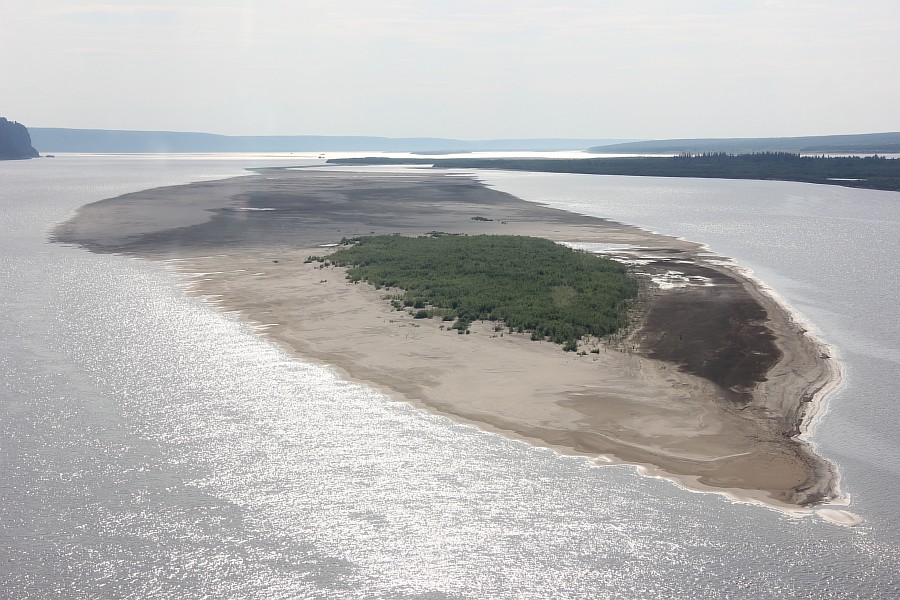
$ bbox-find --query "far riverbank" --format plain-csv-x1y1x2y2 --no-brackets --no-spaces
329,153,900,192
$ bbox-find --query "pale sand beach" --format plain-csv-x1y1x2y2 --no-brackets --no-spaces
54,169,847,514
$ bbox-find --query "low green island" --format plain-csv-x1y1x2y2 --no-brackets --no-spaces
312,234,638,350
329,152,900,192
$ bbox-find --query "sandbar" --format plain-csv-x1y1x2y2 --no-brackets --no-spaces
53,168,845,513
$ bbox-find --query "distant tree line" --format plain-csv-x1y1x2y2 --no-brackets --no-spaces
329,153,900,192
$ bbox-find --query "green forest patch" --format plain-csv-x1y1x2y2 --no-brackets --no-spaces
319,235,638,349
330,153,900,192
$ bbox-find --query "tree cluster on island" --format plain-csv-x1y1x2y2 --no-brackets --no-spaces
311,234,638,351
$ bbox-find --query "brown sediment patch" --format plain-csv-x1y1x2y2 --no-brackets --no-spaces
635,262,779,401
52,168,844,511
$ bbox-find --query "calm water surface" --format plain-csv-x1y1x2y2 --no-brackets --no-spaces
2,156,898,598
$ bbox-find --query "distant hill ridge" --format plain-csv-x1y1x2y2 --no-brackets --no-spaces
590,132,900,154
29,128,631,153
25,127,900,155
0,117,40,160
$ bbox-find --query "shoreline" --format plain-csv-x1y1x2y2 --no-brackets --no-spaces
723,261,845,437
474,173,848,453
52,168,855,521
170,247,845,518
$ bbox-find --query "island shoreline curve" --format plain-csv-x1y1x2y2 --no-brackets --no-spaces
51,167,854,521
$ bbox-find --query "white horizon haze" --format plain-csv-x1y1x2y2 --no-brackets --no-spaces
1,0,898,140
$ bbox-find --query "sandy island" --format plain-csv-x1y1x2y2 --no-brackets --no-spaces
53,168,852,518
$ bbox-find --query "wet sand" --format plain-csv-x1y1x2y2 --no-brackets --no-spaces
53,168,847,513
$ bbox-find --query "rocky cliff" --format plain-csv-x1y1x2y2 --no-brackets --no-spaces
0,117,40,159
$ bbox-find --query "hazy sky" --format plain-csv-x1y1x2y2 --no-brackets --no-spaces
1,0,897,139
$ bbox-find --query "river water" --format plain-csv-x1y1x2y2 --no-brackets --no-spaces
2,155,899,598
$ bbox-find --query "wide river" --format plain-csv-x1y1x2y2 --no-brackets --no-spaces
2,155,899,598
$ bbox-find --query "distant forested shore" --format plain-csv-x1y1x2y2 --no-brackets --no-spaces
588,131,900,154
328,152,900,192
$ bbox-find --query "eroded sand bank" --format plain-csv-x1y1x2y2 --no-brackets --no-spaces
54,169,846,513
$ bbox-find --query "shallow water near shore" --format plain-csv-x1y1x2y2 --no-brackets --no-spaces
2,155,900,597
